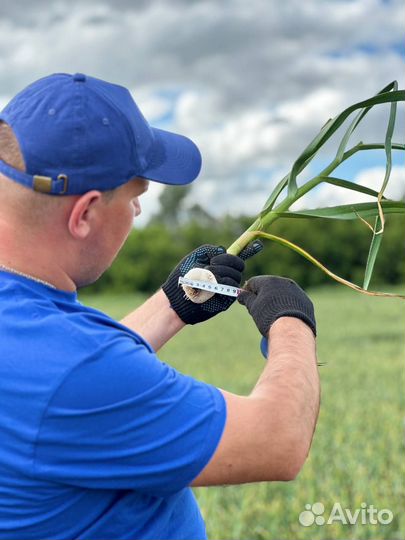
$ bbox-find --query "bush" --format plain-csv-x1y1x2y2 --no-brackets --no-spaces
82,214,405,294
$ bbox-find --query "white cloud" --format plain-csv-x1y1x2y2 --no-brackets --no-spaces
133,91,172,123
293,165,405,210
0,0,403,223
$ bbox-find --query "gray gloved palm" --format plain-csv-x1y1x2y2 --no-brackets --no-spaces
238,275,316,337
162,242,263,324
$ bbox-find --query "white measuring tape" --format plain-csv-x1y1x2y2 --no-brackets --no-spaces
178,276,242,297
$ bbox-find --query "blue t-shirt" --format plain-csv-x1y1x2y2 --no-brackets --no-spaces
0,271,227,540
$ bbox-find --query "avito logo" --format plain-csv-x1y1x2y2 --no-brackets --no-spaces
299,502,393,527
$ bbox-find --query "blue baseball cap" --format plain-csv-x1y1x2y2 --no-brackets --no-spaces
0,73,202,195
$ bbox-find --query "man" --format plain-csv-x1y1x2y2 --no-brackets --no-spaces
0,73,320,540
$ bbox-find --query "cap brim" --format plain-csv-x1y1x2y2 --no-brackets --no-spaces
139,127,202,186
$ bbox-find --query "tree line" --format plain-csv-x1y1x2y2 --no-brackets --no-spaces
84,211,405,295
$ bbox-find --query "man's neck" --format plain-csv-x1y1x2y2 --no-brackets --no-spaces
0,227,77,292
0,257,77,292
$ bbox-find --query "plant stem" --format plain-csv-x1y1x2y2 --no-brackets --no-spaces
227,158,341,254
225,85,404,296
227,223,261,255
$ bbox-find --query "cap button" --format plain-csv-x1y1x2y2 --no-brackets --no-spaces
73,73,86,83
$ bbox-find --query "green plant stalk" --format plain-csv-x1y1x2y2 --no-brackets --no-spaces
227,142,405,256
287,88,404,198
226,84,404,297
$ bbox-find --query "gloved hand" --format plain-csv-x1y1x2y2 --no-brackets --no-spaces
162,242,263,324
238,275,316,338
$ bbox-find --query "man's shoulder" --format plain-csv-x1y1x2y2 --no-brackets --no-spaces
64,299,152,351
0,280,155,383
4,279,151,347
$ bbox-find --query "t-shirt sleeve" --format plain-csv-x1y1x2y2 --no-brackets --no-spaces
33,334,226,497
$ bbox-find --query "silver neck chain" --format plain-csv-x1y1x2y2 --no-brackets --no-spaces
0,264,57,289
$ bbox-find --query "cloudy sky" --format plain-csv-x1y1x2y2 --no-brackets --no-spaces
0,0,403,224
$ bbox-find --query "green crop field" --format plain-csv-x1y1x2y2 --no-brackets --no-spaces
79,285,405,540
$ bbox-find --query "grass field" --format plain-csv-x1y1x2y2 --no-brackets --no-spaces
79,285,405,540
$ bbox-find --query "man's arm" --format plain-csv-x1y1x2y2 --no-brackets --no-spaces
120,243,258,350
192,316,319,485
120,289,185,350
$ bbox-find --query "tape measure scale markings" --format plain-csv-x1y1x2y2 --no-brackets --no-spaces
178,276,241,298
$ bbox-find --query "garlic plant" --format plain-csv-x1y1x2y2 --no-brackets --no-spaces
227,82,405,299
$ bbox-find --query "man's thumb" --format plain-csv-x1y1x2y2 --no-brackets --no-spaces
237,289,253,307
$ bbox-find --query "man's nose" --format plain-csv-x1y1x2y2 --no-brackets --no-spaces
133,199,141,217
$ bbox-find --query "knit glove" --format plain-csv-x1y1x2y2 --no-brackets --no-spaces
238,275,316,338
162,242,263,324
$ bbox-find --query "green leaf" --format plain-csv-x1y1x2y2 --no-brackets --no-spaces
260,173,289,215
360,82,400,292
335,81,397,164
287,85,405,198
380,81,398,198
275,201,405,220
320,176,387,199
253,231,405,299
335,109,369,164
340,142,405,163
363,216,383,290
260,134,347,214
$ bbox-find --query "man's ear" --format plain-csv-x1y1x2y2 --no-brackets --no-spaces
67,191,103,240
